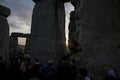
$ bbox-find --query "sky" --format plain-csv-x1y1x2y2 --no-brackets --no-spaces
0,0,74,45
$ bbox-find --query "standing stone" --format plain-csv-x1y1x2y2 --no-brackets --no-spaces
0,5,10,63
68,0,81,54
29,0,66,64
71,0,80,10
115,0,120,26
71,0,120,79
10,33,18,51
68,11,79,53
25,36,31,52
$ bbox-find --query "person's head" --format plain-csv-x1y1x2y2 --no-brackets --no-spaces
107,68,117,79
34,59,40,65
48,60,54,66
79,68,88,77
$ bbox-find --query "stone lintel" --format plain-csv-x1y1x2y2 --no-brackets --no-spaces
32,0,40,3
33,0,70,3
11,32,30,38
61,0,70,3
0,5,11,17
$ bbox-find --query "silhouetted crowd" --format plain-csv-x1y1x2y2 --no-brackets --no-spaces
0,50,119,80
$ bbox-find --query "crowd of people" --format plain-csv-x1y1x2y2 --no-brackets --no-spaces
0,50,119,80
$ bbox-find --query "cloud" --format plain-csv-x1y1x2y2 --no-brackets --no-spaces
0,0,6,5
65,2,74,14
8,15,25,29
0,0,34,34
64,3,74,41
8,15,31,34
65,3,74,27
0,0,4,2
65,3,74,28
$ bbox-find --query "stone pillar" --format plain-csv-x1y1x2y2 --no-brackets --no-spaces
29,0,66,64
68,0,81,54
9,35,18,51
71,0,120,78
71,0,80,10
61,0,70,2
25,37,31,52
68,11,79,53
25,34,31,52
115,0,120,26
0,5,10,63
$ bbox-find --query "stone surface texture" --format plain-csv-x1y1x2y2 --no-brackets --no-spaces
68,11,80,53
70,0,120,79
9,36,18,51
68,0,81,53
29,0,66,64
0,5,10,63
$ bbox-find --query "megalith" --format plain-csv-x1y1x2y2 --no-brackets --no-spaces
10,33,18,51
68,11,79,53
70,0,120,78
28,0,66,64
0,5,11,63
68,0,81,54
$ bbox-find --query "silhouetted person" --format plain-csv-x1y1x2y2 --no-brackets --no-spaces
0,56,6,80
70,59,77,80
32,59,41,79
79,68,92,80
21,57,32,80
104,68,119,80
8,54,22,80
57,55,75,80
42,60,56,80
